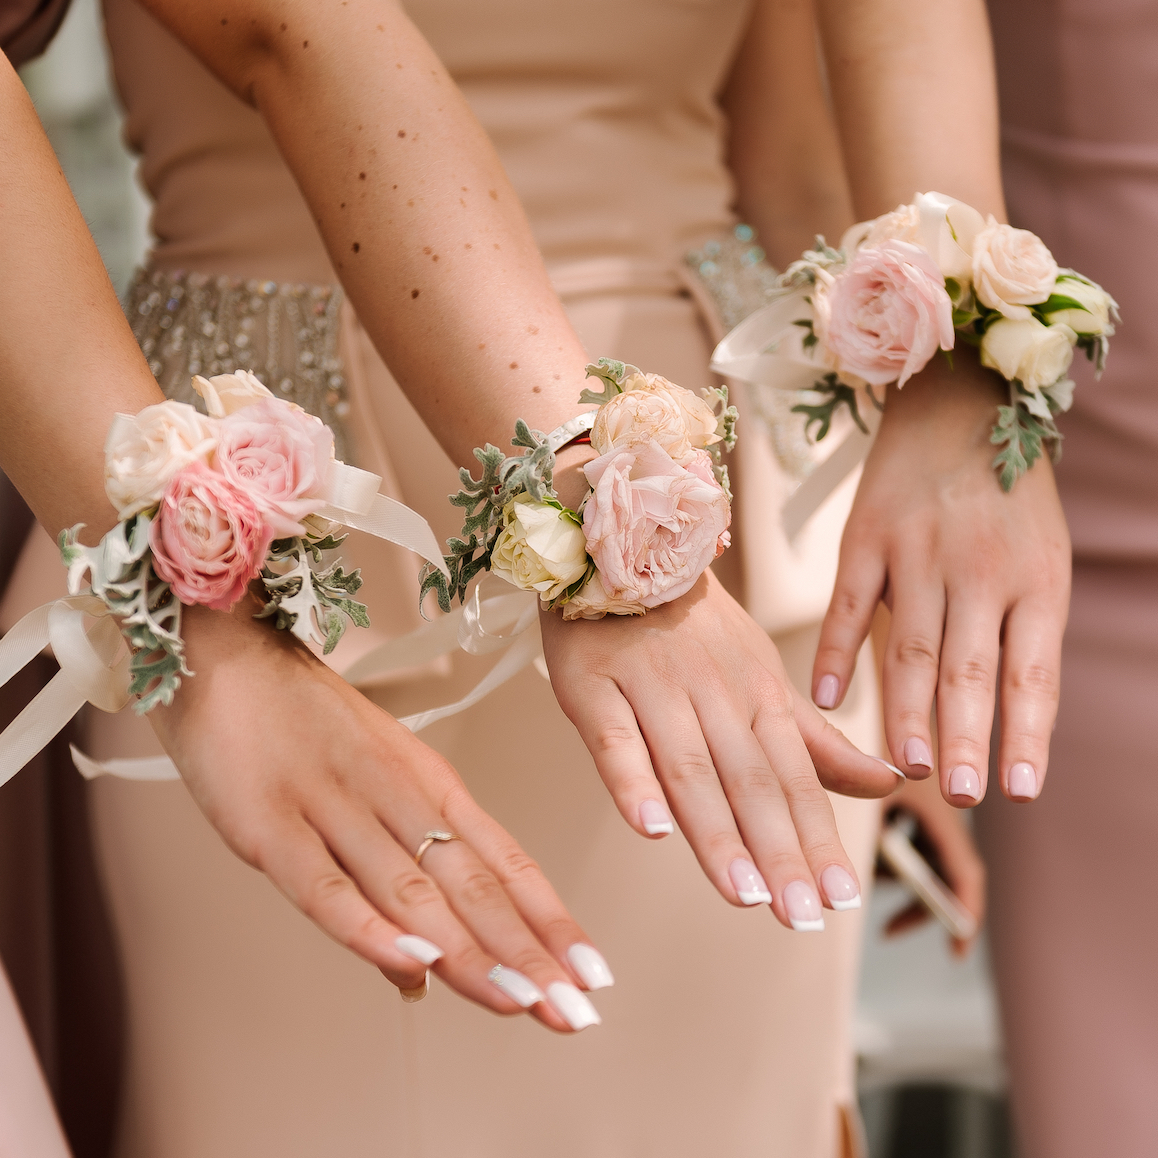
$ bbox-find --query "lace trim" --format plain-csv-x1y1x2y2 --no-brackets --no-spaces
122,268,351,462
685,230,817,481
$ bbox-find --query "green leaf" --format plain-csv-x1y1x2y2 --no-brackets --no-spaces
791,373,869,442
1035,293,1087,316
578,358,632,405
989,404,1060,491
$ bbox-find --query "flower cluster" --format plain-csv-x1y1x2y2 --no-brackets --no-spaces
62,371,369,712
784,192,1117,490
420,360,737,620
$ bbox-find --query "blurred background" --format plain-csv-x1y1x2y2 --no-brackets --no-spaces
15,3,1017,1154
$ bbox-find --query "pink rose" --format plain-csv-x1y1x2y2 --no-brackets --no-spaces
816,239,954,387
149,462,273,611
216,397,334,538
581,438,731,610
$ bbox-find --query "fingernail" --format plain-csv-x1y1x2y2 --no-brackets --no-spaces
903,737,934,769
546,981,602,1030
784,880,826,931
395,935,444,966
729,858,772,905
948,765,981,801
488,964,544,1008
639,799,674,836
1008,761,1038,801
399,971,429,1003
820,865,862,911
877,758,907,780
567,944,615,990
815,674,840,709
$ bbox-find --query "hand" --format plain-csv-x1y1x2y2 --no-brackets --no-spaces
541,569,899,931
879,773,986,957
812,356,1070,807
148,594,608,1032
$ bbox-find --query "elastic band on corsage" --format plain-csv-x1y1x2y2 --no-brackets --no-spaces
60,370,446,712
420,360,738,619
711,191,1118,491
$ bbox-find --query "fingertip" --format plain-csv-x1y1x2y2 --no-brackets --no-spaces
1006,761,1040,802
638,798,674,837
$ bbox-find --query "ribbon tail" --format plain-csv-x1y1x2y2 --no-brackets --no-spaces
399,625,542,734
316,494,450,578
69,745,180,782
0,670,87,790
0,603,53,690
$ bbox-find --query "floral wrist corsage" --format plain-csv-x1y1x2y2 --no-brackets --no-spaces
714,191,1117,491
61,371,420,713
420,360,738,620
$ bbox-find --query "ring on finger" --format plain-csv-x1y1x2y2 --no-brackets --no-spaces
414,829,462,866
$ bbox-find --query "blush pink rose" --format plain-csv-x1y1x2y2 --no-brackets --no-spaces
581,438,731,610
817,239,954,387
149,462,273,611
216,397,334,538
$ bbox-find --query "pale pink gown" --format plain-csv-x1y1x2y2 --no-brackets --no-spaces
2,1,883,1154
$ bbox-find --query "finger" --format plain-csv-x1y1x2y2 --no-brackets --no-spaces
445,793,616,991
319,801,598,1032
936,597,1004,807
635,690,774,910
556,675,676,839
791,685,902,798
884,902,930,937
881,571,946,780
996,598,1064,802
813,533,888,711
252,813,431,991
743,685,862,922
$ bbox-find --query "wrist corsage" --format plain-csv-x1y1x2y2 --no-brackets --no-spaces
712,191,1118,491
420,360,738,620
61,370,445,713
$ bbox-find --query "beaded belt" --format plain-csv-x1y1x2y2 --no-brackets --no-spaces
122,268,352,461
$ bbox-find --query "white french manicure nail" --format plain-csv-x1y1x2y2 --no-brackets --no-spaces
488,964,544,1008
784,880,826,931
567,944,615,990
546,981,602,1030
639,799,674,835
820,865,862,912
395,935,444,965
729,858,772,905
878,758,907,779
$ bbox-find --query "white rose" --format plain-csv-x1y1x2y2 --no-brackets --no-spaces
858,203,922,249
980,317,1077,391
104,400,218,519
193,369,275,418
592,373,719,463
1044,275,1118,336
559,570,646,620
972,219,1059,320
490,498,590,602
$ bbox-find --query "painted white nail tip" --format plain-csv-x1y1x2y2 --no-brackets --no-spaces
643,818,675,835
547,981,602,1030
738,889,773,906
395,935,444,965
567,944,615,990
488,965,544,1008
830,896,862,912
878,759,907,779
790,917,826,932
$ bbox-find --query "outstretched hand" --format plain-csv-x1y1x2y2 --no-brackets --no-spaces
812,357,1070,807
541,569,899,931
148,594,609,1032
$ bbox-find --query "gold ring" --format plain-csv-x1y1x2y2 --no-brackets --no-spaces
414,829,462,866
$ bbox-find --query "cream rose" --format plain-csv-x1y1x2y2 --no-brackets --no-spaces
591,373,719,463
980,317,1077,390
104,400,218,519
193,369,276,418
490,498,590,603
560,570,646,620
972,219,1058,320
1044,275,1118,336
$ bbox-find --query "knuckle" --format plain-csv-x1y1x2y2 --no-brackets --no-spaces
661,748,717,790
828,584,872,625
490,846,543,885
299,869,354,915
389,870,442,911
457,867,506,910
892,635,941,671
1006,660,1059,700
590,720,643,758
944,655,996,691
753,676,794,722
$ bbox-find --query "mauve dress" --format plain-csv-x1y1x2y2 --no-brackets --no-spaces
975,2,1158,1154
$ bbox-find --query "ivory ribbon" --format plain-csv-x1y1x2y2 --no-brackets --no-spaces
0,468,451,786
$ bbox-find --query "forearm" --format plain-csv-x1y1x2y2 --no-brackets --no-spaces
0,57,164,540
815,0,1005,220
139,0,593,471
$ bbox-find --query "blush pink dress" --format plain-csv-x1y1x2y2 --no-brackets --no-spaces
1,1,883,1155
975,1,1158,1154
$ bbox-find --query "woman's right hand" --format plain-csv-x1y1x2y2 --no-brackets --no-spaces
147,594,608,1032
